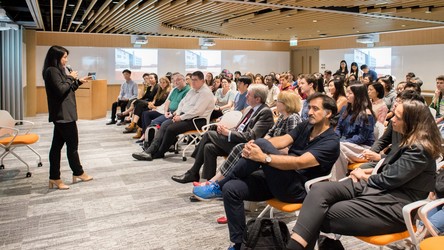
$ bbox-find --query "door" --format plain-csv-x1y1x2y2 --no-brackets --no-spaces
290,47,319,75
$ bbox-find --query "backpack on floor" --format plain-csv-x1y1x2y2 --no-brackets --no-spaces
241,217,290,250
143,126,159,150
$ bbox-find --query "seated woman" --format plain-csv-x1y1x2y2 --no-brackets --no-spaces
327,77,347,112
287,100,442,250
333,84,375,180
118,73,158,123
211,78,236,120
129,76,171,139
368,82,389,124
193,91,302,187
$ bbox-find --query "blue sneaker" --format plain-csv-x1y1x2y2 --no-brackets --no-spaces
192,181,222,201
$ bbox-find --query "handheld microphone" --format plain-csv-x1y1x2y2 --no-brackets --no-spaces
66,65,73,73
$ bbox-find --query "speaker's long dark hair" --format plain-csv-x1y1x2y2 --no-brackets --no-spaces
42,45,69,78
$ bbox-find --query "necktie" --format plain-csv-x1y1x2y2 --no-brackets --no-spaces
237,108,254,129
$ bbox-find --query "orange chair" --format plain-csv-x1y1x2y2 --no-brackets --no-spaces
338,160,428,249
353,200,427,250
0,110,42,177
257,172,332,218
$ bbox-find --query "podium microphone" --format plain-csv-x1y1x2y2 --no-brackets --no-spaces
66,65,73,73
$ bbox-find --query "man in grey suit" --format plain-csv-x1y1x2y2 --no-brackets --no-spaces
172,84,274,184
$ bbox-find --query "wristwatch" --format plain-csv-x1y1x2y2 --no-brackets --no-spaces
265,154,272,164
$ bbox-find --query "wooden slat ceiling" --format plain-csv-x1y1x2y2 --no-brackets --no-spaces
2,0,444,41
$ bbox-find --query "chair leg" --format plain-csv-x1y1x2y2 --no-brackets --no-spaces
26,145,42,164
182,135,199,161
257,205,271,218
0,149,10,165
9,150,30,173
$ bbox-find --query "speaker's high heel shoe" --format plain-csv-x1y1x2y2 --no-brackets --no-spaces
72,173,93,183
48,179,70,190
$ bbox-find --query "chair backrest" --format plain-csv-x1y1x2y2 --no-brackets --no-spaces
0,110,16,137
419,198,444,237
218,110,243,129
430,107,437,118
374,122,385,140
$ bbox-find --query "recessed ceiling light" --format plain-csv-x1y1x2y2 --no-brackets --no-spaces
313,20,317,23
72,20,82,25
286,27,292,30
68,4,75,7
66,14,72,16
356,30,360,33
365,21,370,24
319,33,327,37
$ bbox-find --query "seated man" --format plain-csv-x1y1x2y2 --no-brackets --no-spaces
193,93,340,250
171,84,274,184
106,69,138,125
132,71,214,161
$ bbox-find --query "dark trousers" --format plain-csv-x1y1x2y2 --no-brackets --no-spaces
146,118,206,158
111,100,129,121
141,110,163,133
292,179,406,249
189,130,238,179
49,122,84,180
221,138,307,244
133,100,149,127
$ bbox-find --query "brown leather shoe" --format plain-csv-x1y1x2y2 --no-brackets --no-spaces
132,128,142,139
125,122,136,131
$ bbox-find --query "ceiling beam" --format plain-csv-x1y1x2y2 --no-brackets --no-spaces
58,0,67,31
211,0,444,25
74,0,98,32
25,0,44,30
67,0,83,31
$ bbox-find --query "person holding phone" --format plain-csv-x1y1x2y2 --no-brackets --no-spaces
43,45,93,190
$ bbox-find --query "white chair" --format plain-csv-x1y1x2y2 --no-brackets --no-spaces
200,110,242,132
374,122,386,140
175,110,242,161
0,110,42,177
429,107,437,119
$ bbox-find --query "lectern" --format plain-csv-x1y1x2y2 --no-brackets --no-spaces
75,79,107,120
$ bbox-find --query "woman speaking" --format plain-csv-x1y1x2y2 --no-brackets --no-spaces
43,45,93,190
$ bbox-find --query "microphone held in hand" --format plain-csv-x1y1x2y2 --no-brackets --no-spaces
66,65,73,73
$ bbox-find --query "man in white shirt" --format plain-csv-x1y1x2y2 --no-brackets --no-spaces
265,74,280,108
132,71,214,161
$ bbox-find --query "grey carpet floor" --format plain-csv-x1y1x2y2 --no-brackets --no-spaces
0,114,388,249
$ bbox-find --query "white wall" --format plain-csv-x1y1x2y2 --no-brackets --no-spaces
320,44,444,91
36,46,290,86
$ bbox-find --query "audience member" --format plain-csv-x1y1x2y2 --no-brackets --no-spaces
409,76,423,87
334,60,348,77
205,72,213,86
211,78,236,120
279,73,295,91
287,100,441,250
349,62,359,79
361,64,378,83
405,72,415,82
106,69,138,125
193,91,303,187
360,90,425,169
171,84,274,184
396,81,407,93
233,76,251,112
130,77,171,139
333,84,375,180
132,71,214,161
299,74,318,120
254,74,264,84
138,73,191,142
378,76,397,110
430,75,444,125
368,82,388,124
194,93,340,250
328,78,347,112
265,74,280,108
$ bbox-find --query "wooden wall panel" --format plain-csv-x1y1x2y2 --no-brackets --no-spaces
35,32,290,51
24,30,37,116
298,27,444,50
